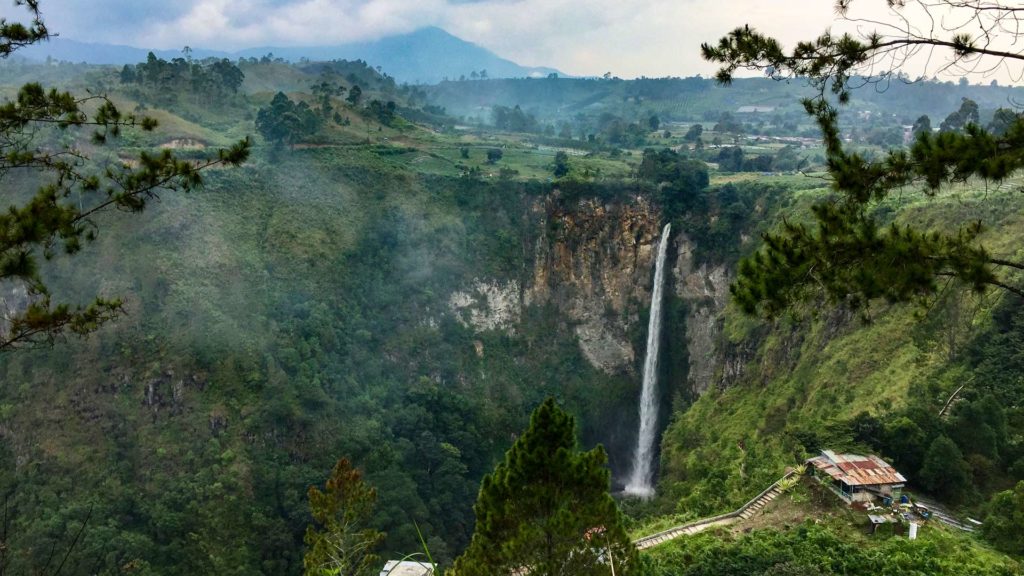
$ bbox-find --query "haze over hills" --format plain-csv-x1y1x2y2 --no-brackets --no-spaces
14,26,563,84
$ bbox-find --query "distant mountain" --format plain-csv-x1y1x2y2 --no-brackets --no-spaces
14,38,231,66
15,27,562,84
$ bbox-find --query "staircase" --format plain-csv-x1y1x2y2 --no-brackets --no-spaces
633,470,796,551
737,484,784,520
634,512,738,550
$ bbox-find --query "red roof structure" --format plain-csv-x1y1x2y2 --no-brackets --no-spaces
807,450,906,487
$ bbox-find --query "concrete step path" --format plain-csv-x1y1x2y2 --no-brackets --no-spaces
633,472,795,551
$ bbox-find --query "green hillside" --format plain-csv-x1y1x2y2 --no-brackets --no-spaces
644,479,1021,575
2,53,1023,576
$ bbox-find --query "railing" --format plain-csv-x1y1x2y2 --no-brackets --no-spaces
633,469,799,550
736,469,798,513
633,510,739,548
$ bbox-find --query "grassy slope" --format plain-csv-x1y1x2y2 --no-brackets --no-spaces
657,181,1024,519
643,480,1021,575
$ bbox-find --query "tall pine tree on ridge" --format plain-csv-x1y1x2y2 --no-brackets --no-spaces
451,398,636,576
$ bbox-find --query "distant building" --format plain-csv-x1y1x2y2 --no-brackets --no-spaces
380,560,434,576
736,106,775,113
903,125,915,145
806,450,906,503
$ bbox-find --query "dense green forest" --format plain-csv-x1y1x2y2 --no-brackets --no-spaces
3,14,1024,574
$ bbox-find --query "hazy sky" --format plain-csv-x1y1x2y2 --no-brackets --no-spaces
5,0,1016,80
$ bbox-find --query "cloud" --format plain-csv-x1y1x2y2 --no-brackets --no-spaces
440,0,844,76
9,0,943,78
27,0,194,43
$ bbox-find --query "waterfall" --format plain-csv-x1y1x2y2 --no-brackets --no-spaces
624,223,671,499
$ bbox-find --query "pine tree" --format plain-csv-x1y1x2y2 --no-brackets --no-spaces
450,398,637,576
703,1,1024,315
304,458,385,576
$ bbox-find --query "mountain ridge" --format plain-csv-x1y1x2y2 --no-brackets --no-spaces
14,26,563,84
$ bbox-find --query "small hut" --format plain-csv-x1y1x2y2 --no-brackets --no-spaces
806,450,906,503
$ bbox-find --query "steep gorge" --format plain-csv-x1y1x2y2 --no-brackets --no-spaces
449,191,737,393
0,162,816,572
445,189,745,491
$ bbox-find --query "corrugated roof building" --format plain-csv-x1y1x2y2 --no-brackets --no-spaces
807,450,906,503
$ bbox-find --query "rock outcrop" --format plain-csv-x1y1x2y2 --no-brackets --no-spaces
446,193,738,393
448,279,522,332
445,194,663,374
526,195,662,374
673,233,730,395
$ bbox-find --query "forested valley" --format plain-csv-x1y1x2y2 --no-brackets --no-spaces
3,1,1024,574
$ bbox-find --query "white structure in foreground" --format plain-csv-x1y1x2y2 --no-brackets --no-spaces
380,560,434,576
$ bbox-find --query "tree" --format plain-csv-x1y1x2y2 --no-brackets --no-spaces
256,92,321,147
0,0,47,57
911,114,932,138
716,146,745,172
648,114,660,132
704,0,1024,316
713,112,742,134
365,99,397,126
938,98,979,133
311,77,344,118
948,396,1007,462
982,481,1024,556
304,458,385,576
987,108,1019,137
493,105,537,133
120,53,245,105
119,64,137,84
683,123,704,142
346,84,362,106
450,398,637,576
919,435,973,503
553,151,570,178
0,1,250,351
486,148,503,164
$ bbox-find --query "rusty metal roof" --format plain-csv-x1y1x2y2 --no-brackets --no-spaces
807,450,906,487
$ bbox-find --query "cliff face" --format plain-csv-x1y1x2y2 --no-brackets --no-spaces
526,195,661,374
673,233,731,395
447,195,663,374
446,194,736,399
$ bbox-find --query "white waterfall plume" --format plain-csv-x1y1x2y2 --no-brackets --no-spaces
624,223,671,499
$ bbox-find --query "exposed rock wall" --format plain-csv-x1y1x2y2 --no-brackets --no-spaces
444,194,663,375
445,193,738,394
526,195,662,374
448,279,522,332
673,233,730,395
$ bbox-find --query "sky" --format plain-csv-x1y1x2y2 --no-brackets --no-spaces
4,0,1019,80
